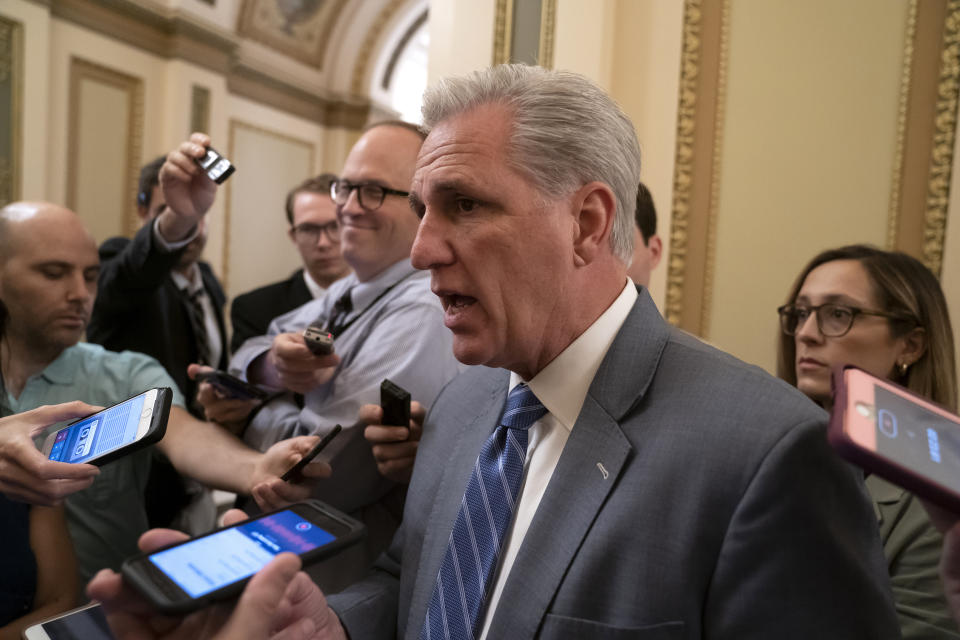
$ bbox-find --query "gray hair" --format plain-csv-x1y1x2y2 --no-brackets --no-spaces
420,64,641,262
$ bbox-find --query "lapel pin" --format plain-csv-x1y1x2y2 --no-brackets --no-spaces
596,462,609,479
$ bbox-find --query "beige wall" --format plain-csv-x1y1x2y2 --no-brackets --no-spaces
943,96,960,403
708,0,909,373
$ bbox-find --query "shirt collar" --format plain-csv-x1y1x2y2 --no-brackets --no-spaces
349,259,417,310
170,264,203,294
302,270,327,299
37,345,83,385
510,279,638,432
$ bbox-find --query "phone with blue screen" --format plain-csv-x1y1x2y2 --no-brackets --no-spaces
41,388,171,466
121,500,365,614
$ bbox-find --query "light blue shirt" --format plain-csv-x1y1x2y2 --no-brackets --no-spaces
1,343,184,582
232,259,464,515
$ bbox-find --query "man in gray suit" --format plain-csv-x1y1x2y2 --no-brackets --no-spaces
91,65,898,639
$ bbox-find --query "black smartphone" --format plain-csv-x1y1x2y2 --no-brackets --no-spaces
121,500,364,614
830,365,960,514
194,369,270,401
280,424,342,482
23,602,114,640
195,146,235,184
41,388,171,466
381,379,411,427
303,323,335,356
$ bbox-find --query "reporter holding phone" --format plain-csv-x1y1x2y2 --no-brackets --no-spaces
776,244,958,638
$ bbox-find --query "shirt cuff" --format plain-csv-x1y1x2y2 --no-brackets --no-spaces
152,216,199,251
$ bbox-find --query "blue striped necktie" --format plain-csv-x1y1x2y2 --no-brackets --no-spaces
419,383,548,640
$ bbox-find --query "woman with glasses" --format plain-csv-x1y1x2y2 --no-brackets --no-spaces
776,244,958,639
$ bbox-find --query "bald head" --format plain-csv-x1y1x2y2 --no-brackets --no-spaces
0,201,100,357
0,202,96,261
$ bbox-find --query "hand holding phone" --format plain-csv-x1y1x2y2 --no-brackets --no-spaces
194,369,269,401
281,424,342,482
194,146,235,184
380,379,411,427
0,402,102,505
42,388,171,467
303,323,335,356
829,365,960,514
120,500,364,614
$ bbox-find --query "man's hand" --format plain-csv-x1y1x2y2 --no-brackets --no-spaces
0,401,101,505
158,133,217,241
362,401,425,484
251,436,332,511
87,510,349,640
267,333,340,394
188,364,260,433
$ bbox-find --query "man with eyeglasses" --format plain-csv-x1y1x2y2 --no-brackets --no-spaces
214,120,462,590
230,174,351,353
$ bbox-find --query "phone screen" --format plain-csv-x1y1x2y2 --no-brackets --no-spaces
873,385,960,493
47,391,152,463
31,604,114,640
148,509,336,598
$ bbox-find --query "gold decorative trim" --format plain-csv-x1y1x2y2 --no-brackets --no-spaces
492,0,514,66
0,16,23,206
665,0,702,327
538,0,556,69
223,119,316,291
66,57,144,236
923,0,960,276
698,0,730,341
350,0,408,98
887,0,919,249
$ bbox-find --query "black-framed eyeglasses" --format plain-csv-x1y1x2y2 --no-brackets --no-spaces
777,303,914,338
330,179,409,212
291,220,340,244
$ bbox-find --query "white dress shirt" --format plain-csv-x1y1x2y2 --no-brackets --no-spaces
478,278,638,639
170,265,223,370
302,269,328,300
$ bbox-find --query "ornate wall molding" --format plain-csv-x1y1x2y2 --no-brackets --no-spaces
48,0,370,127
190,84,211,135
492,0,513,66
350,0,408,98
538,0,556,69
0,16,23,206
237,0,348,70
887,0,919,249
924,0,960,275
664,0,701,328
66,56,143,236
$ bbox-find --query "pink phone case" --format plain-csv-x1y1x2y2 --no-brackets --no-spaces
828,364,960,515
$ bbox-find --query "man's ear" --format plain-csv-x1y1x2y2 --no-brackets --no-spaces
572,182,617,267
648,234,663,271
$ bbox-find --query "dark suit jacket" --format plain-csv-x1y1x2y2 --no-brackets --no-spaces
87,219,227,415
229,269,312,353
329,289,899,639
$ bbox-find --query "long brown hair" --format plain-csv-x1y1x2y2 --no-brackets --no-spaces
776,244,957,411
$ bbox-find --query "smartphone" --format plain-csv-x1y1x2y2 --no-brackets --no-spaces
23,603,114,640
280,424,342,482
41,388,171,466
381,379,411,427
195,146,235,184
303,323,335,356
121,500,364,614
194,369,269,401
828,365,960,514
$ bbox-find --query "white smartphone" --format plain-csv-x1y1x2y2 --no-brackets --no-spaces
41,388,172,466
22,602,114,640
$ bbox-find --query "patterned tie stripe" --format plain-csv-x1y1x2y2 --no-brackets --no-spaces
420,384,548,640
326,289,354,338
184,289,211,367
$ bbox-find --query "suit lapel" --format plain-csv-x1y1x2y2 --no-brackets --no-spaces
404,370,510,636
486,290,670,638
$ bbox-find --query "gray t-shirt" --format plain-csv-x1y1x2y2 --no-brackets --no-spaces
2,342,185,583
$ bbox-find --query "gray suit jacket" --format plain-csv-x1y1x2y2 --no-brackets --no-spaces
329,290,900,639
